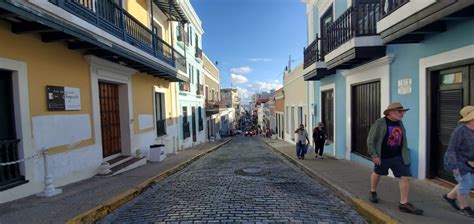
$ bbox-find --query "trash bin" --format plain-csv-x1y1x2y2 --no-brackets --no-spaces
149,144,165,162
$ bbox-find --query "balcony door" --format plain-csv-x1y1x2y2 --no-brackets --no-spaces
430,65,473,182
320,5,333,56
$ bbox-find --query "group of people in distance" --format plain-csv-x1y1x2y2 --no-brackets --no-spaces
293,102,474,218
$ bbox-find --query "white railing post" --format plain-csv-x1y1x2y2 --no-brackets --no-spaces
37,148,62,197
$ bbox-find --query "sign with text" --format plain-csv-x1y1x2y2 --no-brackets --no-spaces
47,86,81,111
397,78,412,95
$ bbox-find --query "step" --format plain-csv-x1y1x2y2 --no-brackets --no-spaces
107,157,147,176
106,156,133,169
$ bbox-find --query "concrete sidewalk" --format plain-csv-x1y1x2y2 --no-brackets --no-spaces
0,139,231,224
262,138,473,224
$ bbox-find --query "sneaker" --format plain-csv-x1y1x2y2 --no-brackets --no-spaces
442,194,460,210
399,203,423,215
369,191,378,203
459,207,474,218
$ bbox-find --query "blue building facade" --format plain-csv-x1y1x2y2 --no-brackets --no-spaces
303,0,474,181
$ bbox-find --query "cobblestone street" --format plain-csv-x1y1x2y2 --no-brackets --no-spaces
99,137,366,223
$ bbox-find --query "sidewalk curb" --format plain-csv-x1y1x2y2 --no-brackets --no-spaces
66,139,232,224
260,138,399,224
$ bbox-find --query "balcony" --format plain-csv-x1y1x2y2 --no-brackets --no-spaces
205,100,220,116
303,35,335,81
179,81,190,92
322,1,386,70
377,0,474,44
0,0,187,82
196,84,204,96
195,47,203,60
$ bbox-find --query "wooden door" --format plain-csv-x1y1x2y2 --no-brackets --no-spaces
430,66,471,182
99,82,121,158
351,81,381,158
192,106,197,142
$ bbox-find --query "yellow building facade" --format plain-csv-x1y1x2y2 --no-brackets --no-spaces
0,0,188,203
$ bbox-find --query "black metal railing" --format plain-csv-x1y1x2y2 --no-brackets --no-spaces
323,1,380,56
50,0,181,67
195,47,203,59
206,101,220,110
0,139,23,189
183,122,190,139
380,0,409,18
179,81,190,92
303,34,321,69
196,84,204,95
156,119,166,137
175,50,187,72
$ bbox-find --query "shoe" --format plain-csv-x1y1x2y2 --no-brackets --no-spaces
459,207,474,218
399,203,423,215
301,156,305,160
320,156,324,159
442,194,460,210
369,191,378,203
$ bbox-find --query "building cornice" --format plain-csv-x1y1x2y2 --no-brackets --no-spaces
341,55,394,77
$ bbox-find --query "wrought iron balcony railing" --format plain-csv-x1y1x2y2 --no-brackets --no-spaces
156,119,166,137
322,1,380,56
380,0,409,18
303,34,321,69
196,84,204,95
50,0,182,68
0,139,24,190
195,47,203,60
175,50,187,72
179,81,190,92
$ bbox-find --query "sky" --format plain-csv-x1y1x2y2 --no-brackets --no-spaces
192,0,307,104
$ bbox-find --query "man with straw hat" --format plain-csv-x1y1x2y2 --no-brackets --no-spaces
443,106,474,218
367,102,423,215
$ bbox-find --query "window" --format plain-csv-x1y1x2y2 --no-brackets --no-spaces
291,107,295,137
198,106,203,131
286,106,289,133
205,86,208,101
211,89,215,101
322,90,334,142
182,106,190,139
176,24,183,42
155,92,166,137
298,106,303,126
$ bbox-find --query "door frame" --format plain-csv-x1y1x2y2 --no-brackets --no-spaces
426,59,474,180
0,58,32,179
343,55,392,161
319,83,336,156
419,45,474,179
87,56,136,158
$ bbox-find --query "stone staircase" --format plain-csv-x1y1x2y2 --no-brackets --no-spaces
99,155,147,177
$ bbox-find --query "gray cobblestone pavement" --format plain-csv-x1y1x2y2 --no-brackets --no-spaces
99,136,366,223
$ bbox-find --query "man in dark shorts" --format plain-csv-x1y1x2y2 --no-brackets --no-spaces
367,102,423,215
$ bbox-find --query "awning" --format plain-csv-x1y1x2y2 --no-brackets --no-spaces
154,0,189,23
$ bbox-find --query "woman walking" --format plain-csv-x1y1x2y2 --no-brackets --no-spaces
313,122,328,159
443,106,474,218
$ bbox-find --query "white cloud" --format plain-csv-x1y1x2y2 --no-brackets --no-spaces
230,66,252,75
231,73,248,84
254,81,283,92
236,80,283,104
248,58,272,62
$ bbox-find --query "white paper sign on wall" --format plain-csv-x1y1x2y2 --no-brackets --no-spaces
64,87,81,110
398,78,412,95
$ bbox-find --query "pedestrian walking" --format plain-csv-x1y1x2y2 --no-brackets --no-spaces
367,102,423,215
313,122,328,159
442,105,474,218
294,124,309,160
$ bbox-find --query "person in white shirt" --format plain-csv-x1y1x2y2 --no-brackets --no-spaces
294,124,310,159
